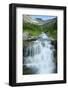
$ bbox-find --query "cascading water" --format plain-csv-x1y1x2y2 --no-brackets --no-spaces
23,33,57,74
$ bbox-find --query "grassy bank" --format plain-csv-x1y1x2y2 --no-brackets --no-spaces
23,22,57,40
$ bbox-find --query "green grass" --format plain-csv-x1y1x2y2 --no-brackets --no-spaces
23,22,57,40
23,29,42,36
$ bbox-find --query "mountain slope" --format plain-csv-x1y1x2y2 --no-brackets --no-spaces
23,15,41,25
23,15,57,26
23,15,57,39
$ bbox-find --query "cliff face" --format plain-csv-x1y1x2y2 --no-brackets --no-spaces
23,15,32,23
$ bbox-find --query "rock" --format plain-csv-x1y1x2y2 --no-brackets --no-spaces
51,40,57,50
23,32,29,40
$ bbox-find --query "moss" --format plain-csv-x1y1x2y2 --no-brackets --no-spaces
23,65,38,75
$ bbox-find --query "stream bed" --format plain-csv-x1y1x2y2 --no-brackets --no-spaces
23,33,57,75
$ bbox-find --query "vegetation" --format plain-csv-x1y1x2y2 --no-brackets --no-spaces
23,19,57,40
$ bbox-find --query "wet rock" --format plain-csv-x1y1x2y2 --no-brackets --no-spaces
51,40,57,50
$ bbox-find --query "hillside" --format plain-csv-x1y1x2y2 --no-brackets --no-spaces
23,15,57,40
23,15,41,25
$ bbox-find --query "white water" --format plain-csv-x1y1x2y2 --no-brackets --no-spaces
23,33,56,74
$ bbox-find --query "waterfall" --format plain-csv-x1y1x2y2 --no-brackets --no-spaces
23,33,57,74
